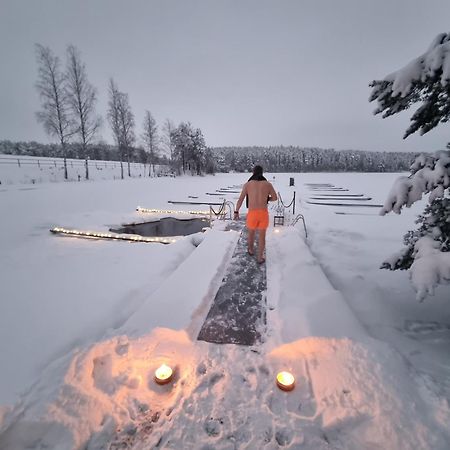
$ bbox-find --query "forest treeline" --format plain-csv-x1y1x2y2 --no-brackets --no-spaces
1,140,416,173
212,146,416,172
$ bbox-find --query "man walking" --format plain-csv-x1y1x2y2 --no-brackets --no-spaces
234,165,278,264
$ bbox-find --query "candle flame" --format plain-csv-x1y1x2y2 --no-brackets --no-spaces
155,364,173,384
276,371,295,391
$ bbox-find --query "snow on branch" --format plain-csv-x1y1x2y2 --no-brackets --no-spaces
410,236,450,301
380,151,450,300
380,151,450,215
369,32,450,138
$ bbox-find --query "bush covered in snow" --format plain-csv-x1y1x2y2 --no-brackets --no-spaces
370,32,450,300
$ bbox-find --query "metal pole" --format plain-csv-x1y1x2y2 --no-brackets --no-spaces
293,191,296,215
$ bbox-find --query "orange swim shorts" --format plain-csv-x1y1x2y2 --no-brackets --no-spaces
246,209,269,230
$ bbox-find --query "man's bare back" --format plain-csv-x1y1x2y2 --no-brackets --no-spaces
237,180,278,211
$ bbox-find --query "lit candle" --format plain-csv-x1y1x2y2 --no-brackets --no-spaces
154,364,173,385
276,371,295,391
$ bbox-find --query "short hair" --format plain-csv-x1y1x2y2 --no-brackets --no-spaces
253,165,263,176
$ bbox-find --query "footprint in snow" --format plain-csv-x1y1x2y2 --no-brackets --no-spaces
275,427,294,446
204,417,223,437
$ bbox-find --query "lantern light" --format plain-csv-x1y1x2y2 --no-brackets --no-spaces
154,364,173,385
276,371,295,391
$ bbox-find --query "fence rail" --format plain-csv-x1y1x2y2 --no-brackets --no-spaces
0,154,172,185
0,155,148,169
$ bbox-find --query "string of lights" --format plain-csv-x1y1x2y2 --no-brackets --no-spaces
50,227,177,244
136,206,213,216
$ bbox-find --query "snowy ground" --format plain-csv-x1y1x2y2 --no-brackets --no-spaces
0,172,449,449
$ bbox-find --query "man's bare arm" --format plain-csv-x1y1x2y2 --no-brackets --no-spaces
234,183,247,217
268,182,278,202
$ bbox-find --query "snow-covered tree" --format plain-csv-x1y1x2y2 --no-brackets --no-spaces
369,32,450,138
370,33,450,301
171,122,211,175
66,45,101,180
141,111,159,176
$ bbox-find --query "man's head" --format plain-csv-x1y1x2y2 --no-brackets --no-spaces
253,165,263,176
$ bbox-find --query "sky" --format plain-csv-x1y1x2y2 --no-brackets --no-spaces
0,0,449,153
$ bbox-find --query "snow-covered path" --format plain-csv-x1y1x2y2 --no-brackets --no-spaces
1,173,449,449
198,221,267,346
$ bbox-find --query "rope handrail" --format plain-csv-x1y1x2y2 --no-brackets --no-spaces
209,202,226,217
277,191,297,214
278,191,295,209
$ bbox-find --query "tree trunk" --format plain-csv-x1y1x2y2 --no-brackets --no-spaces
61,141,68,180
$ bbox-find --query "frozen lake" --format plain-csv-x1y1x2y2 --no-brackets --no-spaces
0,172,449,449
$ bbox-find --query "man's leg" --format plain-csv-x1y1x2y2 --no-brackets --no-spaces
248,228,255,255
257,229,266,262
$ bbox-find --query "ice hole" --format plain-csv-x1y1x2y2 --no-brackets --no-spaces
111,217,210,237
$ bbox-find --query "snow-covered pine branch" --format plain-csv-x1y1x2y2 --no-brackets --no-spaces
380,151,450,300
369,32,450,139
371,32,450,301
380,151,450,215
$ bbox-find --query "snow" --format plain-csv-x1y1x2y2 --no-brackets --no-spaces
410,236,450,300
266,227,365,343
120,228,239,338
379,151,450,299
381,32,450,98
0,172,449,449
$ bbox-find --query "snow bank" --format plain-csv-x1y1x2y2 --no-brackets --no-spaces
0,328,200,450
269,337,450,450
2,331,448,449
120,228,239,338
267,227,365,344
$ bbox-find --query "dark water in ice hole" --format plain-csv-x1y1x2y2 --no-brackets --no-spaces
110,217,210,237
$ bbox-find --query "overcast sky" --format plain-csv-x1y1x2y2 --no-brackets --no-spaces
1,0,449,152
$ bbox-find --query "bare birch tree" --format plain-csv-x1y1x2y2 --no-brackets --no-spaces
162,118,175,171
35,44,74,179
141,110,159,176
107,78,135,178
117,92,135,177
107,78,124,179
66,45,101,180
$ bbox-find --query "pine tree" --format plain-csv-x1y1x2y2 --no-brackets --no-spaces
369,33,450,138
370,32,450,300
